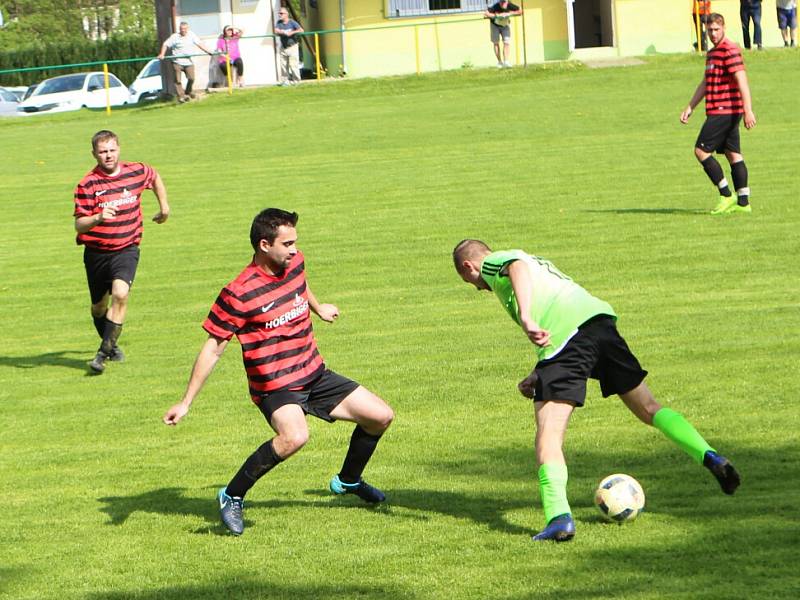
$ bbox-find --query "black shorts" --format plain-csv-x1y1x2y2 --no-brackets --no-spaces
83,245,140,305
256,369,360,424
533,316,648,406
695,114,742,155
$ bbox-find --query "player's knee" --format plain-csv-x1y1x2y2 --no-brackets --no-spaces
694,147,707,162
111,290,129,306
91,305,106,318
375,405,394,432
279,430,309,455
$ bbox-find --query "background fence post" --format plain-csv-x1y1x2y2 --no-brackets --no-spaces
225,52,233,94
103,62,111,115
314,33,322,80
415,26,421,75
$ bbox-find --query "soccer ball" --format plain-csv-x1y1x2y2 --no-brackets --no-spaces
594,473,645,523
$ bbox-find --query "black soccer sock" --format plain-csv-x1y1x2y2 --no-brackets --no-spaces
338,426,383,484
99,319,122,356
700,156,731,196
730,160,750,205
225,439,284,498
92,315,106,339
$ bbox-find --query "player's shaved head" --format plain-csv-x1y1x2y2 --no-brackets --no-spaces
453,239,492,272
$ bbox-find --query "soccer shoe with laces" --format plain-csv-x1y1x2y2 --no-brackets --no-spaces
218,487,244,535
89,351,108,373
329,474,386,503
532,513,576,542
703,450,740,495
711,196,737,214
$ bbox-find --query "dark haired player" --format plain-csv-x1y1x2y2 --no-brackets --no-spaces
680,13,756,215
163,208,394,536
453,239,740,542
73,130,170,373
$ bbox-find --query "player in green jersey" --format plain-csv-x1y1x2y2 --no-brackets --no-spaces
453,239,740,542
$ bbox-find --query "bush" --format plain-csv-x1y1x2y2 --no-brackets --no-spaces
0,33,158,87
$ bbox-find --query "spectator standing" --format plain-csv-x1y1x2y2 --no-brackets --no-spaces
158,21,215,102
776,0,797,46
485,1,522,68
692,0,713,50
740,0,764,49
217,25,245,87
275,8,304,85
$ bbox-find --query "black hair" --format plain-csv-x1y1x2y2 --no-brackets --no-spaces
250,208,299,250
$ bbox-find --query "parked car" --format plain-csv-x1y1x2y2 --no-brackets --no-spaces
17,71,128,114
22,83,40,101
0,87,21,117
128,59,163,103
2,86,28,101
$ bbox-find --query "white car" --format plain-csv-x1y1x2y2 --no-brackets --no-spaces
17,71,128,115
0,87,21,117
128,59,163,103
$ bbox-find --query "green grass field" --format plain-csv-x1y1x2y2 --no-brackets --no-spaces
1,52,799,599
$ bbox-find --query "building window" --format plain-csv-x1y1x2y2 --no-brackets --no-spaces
179,0,219,14
388,0,487,18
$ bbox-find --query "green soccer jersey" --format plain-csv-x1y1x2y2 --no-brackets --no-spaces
480,250,616,360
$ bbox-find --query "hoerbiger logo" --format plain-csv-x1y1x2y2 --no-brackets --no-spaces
264,298,309,329
98,188,138,208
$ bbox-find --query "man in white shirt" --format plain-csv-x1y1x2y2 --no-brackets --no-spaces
776,0,797,46
158,21,214,102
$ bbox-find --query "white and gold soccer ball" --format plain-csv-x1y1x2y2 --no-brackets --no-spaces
594,473,645,523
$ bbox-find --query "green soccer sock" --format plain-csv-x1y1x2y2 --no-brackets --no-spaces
538,463,571,524
652,407,714,464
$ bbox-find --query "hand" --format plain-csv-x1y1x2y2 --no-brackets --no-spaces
163,402,189,426
100,205,117,222
680,106,692,124
521,318,550,347
518,372,538,399
152,208,170,224
316,303,339,322
743,110,756,129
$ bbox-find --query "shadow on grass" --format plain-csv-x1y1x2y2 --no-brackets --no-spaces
98,484,534,537
0,350,90,372
88,579,413,600
582,207,708,215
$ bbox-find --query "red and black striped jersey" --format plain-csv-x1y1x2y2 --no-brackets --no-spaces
203,252,325,401
704,38,745,115
73,162,157,250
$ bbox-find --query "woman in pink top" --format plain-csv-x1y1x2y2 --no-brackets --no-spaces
217,25,244,87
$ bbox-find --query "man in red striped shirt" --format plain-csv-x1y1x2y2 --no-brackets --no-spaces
680,13,756,215
162,208,394,536
73,130,170,373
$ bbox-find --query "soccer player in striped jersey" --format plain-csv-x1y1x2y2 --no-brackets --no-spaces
680,13,756,215
163,208,394,536
73,130,170,373
453,240,740,542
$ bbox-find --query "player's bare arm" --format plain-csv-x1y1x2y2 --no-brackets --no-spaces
74,205,116,234
507,260,551,347
733,70,756,129
680,80,706,123
163,335,229,425
151,172,170,224
307,286,339,322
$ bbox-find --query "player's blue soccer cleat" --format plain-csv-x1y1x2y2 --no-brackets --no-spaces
532,513,576,542
703,450,740,495
217,487,244,535
329,474,386,503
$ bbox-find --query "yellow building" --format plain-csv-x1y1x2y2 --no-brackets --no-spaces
165,1,785,84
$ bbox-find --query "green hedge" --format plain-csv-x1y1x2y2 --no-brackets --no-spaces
0,33,158,87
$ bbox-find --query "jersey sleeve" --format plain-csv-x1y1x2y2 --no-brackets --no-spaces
140,163,157,189
725,45,745,74
480,250,525,290
73,182,95,217
203,286,246,340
